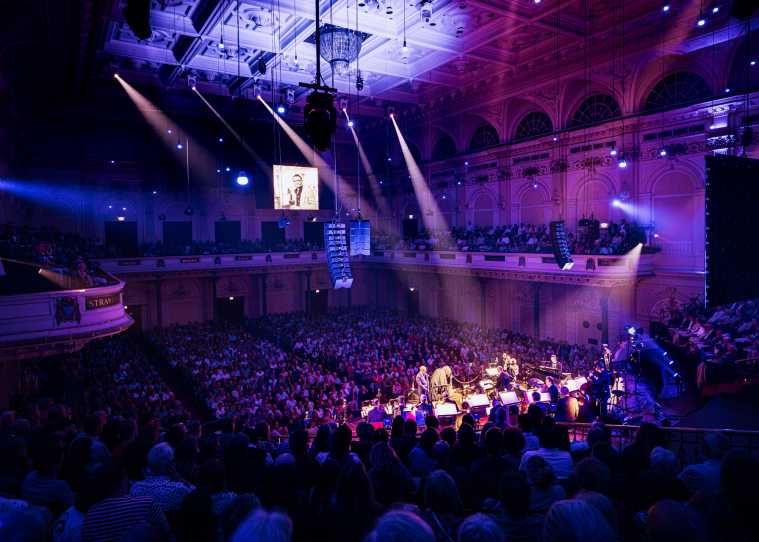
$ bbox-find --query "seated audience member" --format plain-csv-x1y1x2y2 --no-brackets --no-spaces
81,462,170,542
522,455,565,513
555,387,579,422
409,428,440,478
519,425,573,480
543,499,617,542
678,432,728,496
483,472,542,542
470,428,511,504
423,470,464,542
130,442,193,513
21,432,74,516
631,447,689,511
0,506,50,542
230,509,293,542
645,500,706,542
366,510,436,542
456,513,505,542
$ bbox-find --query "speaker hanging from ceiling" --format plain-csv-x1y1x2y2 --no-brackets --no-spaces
124,0,152,40
549,220,574,270
349,220,371,256
324,222,353,288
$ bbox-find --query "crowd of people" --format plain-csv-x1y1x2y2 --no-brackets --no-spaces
0,225,109,288
1,384,756,542
372,220,649,256
149,311,602,428
137,239,319,257
660,298,759,391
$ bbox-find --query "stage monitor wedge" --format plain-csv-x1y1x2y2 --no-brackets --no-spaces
705,155,759,308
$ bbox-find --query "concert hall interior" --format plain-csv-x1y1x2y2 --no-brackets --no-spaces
2,1,759,541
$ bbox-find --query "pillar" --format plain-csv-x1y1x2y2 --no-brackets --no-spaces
154,278,162,329
600,289,610,345
261,274,268,316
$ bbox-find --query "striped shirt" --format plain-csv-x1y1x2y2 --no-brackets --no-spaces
81,495,169,542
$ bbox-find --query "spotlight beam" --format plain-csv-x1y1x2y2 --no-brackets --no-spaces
192,87,271,183
390,114,454,247
115,75,216,180
257,95,375,217
343,109,390,222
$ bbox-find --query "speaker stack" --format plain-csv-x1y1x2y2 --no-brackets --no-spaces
549,220,574,270
324,222,353,288
349,220,371,256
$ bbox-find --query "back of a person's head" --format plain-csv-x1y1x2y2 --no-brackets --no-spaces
537,425,559,450
544,499,616,542
391,416,405,438
230,509,292,542
647,500,705,542
440,427,457,447
483,427,503,455
702,432,729,460
457,423,475,446
120,523,165,542
220,494,263,540
366,510,435,542
404,419,418,438
330,424,352,456
527,404,544,424
419,428,439,452
501,427,525,455
147,442,174,476
720,449,758,505
425,469,463,515
461,414,475,428
517,413,533,433
499,472,530,517
587,424,611,449
574,457,611,494
425,415,440,430
92,460,127,500
635,422,665,451
524,455,556,490
335,457,373,508
591,441,619,471
28,431,62,474
457,513,505,542
650,446,679,477
357,422,374,441
0,507,50,542
177,490,217,542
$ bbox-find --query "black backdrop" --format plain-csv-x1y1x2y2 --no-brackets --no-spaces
705,155,759,307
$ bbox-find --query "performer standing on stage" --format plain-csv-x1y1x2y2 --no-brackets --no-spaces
415,366,430,402
590,360,611,419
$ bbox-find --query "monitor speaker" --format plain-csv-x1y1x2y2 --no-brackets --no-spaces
324,222,353,288
549,220,574,270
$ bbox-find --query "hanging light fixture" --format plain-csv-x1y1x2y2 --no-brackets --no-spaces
236,171,250,186
318,25,364,76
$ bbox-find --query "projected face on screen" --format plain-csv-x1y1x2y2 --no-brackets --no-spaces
273,165,318,210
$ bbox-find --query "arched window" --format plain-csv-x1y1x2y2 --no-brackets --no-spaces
514,111,554,142
469,124,499,151
569,94,622,128
431,134,457,161
644,72,711,112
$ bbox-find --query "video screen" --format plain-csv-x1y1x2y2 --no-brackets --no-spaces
273,165,319,210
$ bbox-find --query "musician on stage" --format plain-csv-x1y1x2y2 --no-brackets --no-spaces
429,365,453,402
415,366,430,402
590,360,612,419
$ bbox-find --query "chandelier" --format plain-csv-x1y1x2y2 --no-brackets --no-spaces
318,25,363,76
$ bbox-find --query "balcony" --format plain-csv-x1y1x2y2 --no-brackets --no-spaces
0,273,132,360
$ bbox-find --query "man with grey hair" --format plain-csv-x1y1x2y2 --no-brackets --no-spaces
678,432,729,495
130,442,194,513
230,509,292,542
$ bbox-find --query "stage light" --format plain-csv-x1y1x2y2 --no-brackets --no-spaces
235,171,250,186
534,0,541,4
218,137,224,143
110,160,116,164
225,166,231,172
176,142,183,150
387,157,392,162
122,206,127,211
167,129,172,134
218,40,225,50
464,161,469,166
532,182,539,189
752,60,757,66
348,120,354,128
612,198,622,207
609,147,617,156
724,87,731,93
216,168,221,174
712,5,720,14
379,180,383,185
108,205,113,209
627,326,636,335
659,148,667,157
697,15,706,26
228,296,234,300
117,216,125,222
654,233,660,238
152,190,158,195
408,214,415,219
662,3,670,12
304,90,337,151
617,157,627,169
315,289,320,293
277,104,286,114
600,222,609,229
409,287,416,291
552,136,558,142
402,40,408,54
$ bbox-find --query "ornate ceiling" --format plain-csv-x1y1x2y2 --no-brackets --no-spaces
97,1,739,110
